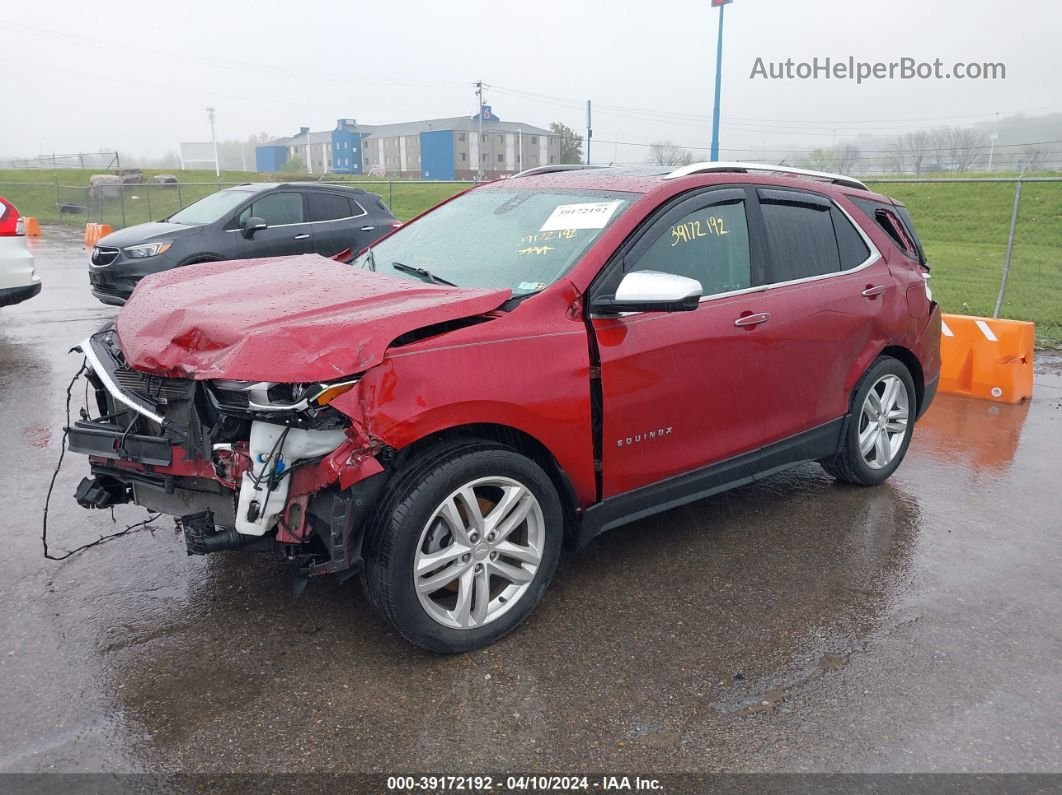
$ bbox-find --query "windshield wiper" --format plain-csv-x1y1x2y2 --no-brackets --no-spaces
392,261,456,287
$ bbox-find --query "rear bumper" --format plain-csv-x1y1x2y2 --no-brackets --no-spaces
918,375,939,420
0,280,42,307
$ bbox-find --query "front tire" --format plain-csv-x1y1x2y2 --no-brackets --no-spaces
363,444,563,653
822,356,916,486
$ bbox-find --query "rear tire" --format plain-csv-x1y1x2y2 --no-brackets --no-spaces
363,443,563,653
821,356,916,486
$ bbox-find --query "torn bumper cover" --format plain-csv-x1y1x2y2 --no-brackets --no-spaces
67,329,385,574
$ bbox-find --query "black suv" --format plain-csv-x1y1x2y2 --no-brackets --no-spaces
88,182,399,305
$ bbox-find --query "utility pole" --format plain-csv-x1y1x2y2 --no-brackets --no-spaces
987,111,1000,171
586,99,592,165
475,80,485,180
709,0,733,162
206,106,220,177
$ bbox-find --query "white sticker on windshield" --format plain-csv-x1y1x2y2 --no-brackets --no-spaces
540,200,622,232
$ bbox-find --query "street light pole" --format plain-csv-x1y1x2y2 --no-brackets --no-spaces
709,0,733,162
206,106,219,177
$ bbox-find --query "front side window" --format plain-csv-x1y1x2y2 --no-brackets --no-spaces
238,192,304,227
630,200,752,296
354,188,634,295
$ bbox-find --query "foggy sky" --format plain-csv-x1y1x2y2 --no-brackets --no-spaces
1,0,1059,164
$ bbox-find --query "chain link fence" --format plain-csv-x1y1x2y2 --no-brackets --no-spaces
0,177,475,229
865,176,1061,345
0,173,1057,344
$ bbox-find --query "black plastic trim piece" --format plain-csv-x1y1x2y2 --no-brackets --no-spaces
576,418,845,549
67,420,173,466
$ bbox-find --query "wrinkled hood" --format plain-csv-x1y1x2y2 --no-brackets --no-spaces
98,221,200,248
115,254,512,382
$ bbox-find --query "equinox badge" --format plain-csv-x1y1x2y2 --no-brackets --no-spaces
616,427,673,448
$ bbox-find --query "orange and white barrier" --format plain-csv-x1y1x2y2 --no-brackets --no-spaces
939,313,1034,404
83,223,113,248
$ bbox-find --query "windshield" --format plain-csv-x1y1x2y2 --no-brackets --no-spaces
168,189,255,225
354,188,634,295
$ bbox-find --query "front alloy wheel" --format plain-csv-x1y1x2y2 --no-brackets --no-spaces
414,477,545,630
363,444,563,653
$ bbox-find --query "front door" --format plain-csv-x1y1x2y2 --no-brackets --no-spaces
236,191,315,258
591,189,770,498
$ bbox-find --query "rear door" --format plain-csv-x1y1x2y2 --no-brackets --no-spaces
591,188,770,497
235,191,315,258
746,188,891,445
307,191,372,257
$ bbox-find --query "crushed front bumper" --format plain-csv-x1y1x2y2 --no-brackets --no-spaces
67,329,386,574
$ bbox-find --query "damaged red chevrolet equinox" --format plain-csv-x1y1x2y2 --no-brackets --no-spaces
67,163,940,652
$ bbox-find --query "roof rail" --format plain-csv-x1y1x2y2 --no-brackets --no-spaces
663,161,869,191
511,164,610,179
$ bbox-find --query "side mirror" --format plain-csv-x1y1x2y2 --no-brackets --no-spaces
592,270,702,314
242,216,268,239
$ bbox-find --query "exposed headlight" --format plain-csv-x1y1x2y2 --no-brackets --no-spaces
124,241,173,259
211,378,359,413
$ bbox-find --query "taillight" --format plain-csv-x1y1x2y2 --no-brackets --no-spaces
0,197,24,237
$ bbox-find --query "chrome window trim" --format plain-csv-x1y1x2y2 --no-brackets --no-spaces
590,195,881,317
225,197,369,232
699,198,880,303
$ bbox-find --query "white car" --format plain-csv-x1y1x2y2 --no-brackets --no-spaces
0,196,42,307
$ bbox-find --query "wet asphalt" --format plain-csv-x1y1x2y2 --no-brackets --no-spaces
0,227,1059,776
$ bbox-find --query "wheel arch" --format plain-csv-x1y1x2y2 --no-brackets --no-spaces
177,253,223,267
879,344,925,415
389,422,581,542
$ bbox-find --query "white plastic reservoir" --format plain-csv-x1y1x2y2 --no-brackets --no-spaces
234,421,348,536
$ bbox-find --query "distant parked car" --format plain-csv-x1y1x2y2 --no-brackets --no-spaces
0,196,42,308
88,182,400,305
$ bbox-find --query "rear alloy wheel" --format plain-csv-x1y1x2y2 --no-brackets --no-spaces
822,356,917,485
363,445,563,653
858,374,910,471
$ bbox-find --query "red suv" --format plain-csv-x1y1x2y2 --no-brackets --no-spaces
67,163,940,652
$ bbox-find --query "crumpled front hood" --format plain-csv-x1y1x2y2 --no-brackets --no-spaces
115,254,512,382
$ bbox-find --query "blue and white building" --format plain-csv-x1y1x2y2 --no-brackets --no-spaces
254,108,560,180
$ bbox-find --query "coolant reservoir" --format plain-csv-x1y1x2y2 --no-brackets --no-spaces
234,421,347,536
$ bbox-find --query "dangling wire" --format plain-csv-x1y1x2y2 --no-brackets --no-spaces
42,359,160,561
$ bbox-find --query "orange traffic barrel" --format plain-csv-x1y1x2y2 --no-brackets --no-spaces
939,313,1034,404
23,217,41,236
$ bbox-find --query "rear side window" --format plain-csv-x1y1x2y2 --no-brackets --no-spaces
308,192,357,222
239,192,304,226
759,197,840,282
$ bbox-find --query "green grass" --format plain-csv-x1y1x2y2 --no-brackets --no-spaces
866,179,1062,345
1,168,1058,343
